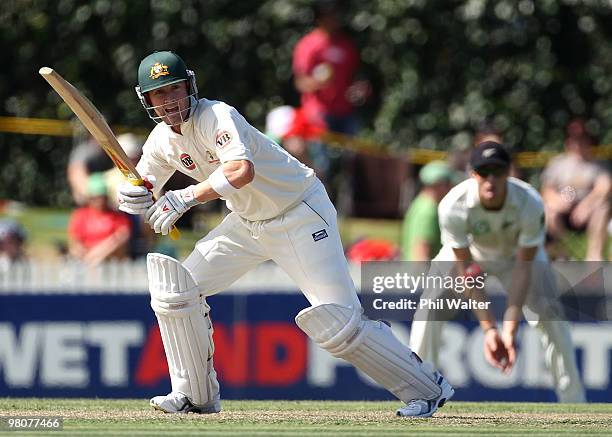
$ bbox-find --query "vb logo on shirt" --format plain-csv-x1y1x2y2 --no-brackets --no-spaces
180,153,196,170
215,130,232,149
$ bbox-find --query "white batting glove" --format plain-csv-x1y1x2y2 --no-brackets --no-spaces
145,185,201,235
117,176,156,215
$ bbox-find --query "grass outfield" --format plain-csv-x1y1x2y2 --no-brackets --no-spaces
1,399,611,436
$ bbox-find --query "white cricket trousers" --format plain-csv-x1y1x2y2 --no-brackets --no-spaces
183,180,361,309
409,245,586,403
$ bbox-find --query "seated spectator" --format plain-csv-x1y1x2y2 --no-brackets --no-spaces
402,161,455,261
68,173,131,266
104,133,153,259
541,122,611,260
104,133,144,208
0,219,27,273
67,133,113,206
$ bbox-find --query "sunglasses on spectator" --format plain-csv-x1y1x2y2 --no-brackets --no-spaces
474,165,508,177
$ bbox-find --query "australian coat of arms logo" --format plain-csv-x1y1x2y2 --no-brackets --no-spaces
150,62,170,79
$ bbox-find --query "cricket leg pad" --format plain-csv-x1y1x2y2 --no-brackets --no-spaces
147,253,220,410
531,319,586,403
295,303,442,403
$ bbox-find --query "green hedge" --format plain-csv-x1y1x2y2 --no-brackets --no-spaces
3,1,612,205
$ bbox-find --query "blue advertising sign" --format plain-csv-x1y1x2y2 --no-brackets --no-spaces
1,292,611,402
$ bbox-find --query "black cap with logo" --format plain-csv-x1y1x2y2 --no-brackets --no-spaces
470,141,511,170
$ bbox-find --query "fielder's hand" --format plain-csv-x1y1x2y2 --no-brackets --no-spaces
483,328,513,374
501,322,517,372
117,176,155,215
145,185,200,235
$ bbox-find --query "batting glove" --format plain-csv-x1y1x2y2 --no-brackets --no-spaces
145,185,201,235
117,176,156,215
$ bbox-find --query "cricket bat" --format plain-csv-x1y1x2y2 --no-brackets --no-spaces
39,67,180,240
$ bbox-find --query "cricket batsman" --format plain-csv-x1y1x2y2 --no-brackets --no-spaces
409,141,586,402
117,51,454,417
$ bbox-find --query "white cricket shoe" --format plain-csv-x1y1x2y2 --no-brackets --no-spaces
396,371,454,418
150,391,221,414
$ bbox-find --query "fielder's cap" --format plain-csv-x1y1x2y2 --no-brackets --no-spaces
470,141,511,170
138,51,189,94
419,161,453,185
0,219,26,242
87,173,107,197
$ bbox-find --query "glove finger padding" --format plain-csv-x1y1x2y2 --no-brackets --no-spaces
146,197,167,224
159,210,181,235
117,181,154,215
145,186,200,234
165,190,189,214
119,184,150,197
118,203,151,215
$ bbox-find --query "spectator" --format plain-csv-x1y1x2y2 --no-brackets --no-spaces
402,161,455,261
104,133,153,259
0,219,27,273
265,105,325,173
68,173,131,266
541,122,611,260
67,133,113,205
105,133,144,207
292,0,365,134
292,0,370,202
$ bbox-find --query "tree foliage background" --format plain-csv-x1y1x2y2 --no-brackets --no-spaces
2,0,612,206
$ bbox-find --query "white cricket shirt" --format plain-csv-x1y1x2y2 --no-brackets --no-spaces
137,98,317,221
438,177,545,260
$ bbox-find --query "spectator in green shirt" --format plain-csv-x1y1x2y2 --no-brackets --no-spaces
402,161,455,260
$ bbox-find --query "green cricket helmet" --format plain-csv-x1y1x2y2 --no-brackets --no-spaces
135,51,199,125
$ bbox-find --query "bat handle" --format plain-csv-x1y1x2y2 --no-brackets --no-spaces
128,177,181,241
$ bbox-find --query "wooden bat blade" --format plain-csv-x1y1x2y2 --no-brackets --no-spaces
39,67,181,241
39,67,140,181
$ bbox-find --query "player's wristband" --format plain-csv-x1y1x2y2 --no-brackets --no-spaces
208,166,240,198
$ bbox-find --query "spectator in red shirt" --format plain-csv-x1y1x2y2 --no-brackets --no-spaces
292,1,371,207
68,173,131,266
292,0,363,135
